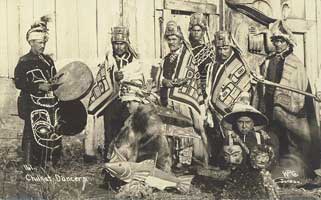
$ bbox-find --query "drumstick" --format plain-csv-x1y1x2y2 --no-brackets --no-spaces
50,73,65,84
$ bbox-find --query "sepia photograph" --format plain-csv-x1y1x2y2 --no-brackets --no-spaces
1,0,321,199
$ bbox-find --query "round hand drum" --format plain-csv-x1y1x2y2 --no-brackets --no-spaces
56,100,87,136
54,61,94,101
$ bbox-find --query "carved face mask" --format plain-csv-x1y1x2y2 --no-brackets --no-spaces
250,145,273,169
223,145,243,165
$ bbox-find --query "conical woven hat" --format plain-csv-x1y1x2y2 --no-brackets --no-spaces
221,92,268,131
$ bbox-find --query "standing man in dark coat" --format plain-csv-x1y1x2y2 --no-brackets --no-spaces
14,16,61,167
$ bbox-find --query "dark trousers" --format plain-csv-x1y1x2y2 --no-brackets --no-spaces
206,126,224,166
269,120,312,177
22,113,62,167
103,99,129,160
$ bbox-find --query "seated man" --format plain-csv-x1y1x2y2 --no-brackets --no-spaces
106,61,171,171
104,68,172,190
107,60,204,173
221,93,278,156
219,95,279,199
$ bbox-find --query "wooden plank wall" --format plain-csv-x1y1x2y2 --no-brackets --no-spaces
0,0,155,77
1,0,319,79
6,0,20,78
0,0,221,77
0,0,9,77
316,0,321,123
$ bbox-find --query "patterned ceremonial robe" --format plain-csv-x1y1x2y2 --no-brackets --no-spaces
14,51,61,167
206,50,252,165
87,51,134,159
207,50,252,127
159,46,204,128
158,46,208,166
190,43,215,99
88,51,135,115
255,49,319,177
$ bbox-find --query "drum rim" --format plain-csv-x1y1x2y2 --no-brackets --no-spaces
54,61,94,101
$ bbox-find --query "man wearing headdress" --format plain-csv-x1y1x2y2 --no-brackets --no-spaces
188,13,215,99
86,26,138,162
206,31,252,164
158,20,208,168
14,16,61,167
254,20,320,178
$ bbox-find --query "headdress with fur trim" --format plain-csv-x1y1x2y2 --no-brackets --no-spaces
270,20,296,47
26,15,51,42
111,26,129,43
189,13,207,31
110,26,139,58
214,31,233,47
164,20,183,39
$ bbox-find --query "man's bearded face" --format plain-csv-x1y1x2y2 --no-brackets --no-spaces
223,145,243,165
236,116,254,135
113,41,128,56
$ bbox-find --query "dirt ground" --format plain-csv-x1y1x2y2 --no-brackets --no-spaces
0,134,212,200
1,130,321,200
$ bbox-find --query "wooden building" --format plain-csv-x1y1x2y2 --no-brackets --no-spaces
0,0,220,77
1,0,320,79
0,0,321,133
